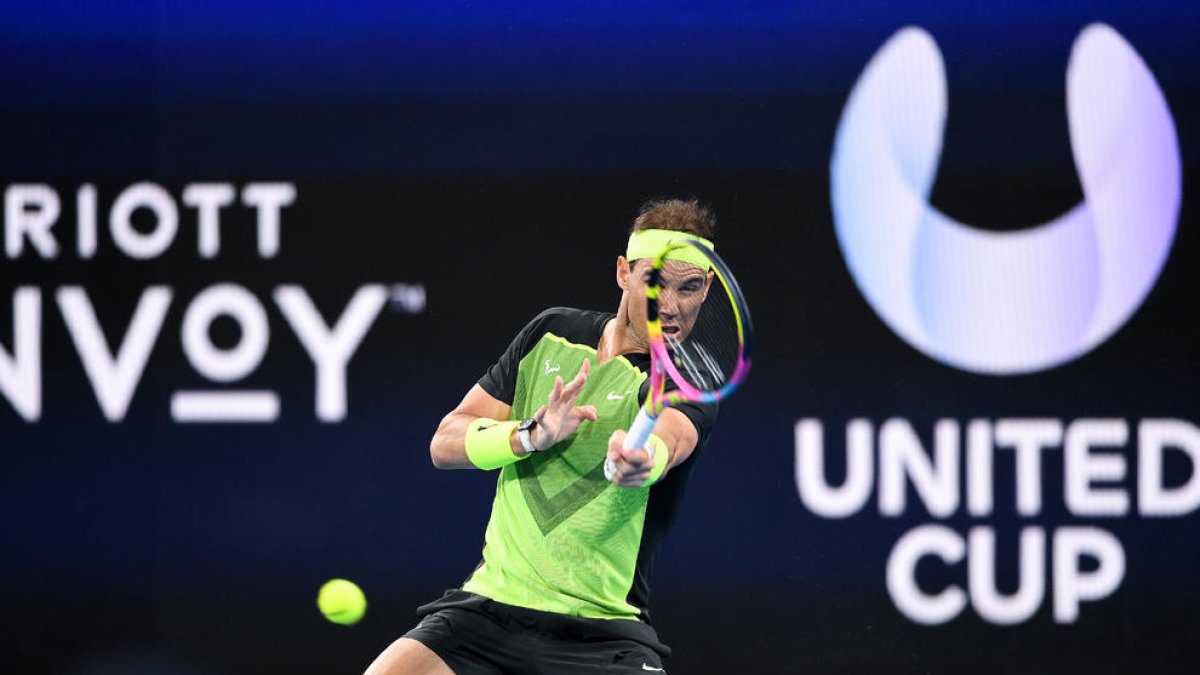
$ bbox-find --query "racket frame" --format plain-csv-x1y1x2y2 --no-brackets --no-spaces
623,239,753,451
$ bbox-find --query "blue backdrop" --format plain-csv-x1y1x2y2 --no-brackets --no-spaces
2,2,1198,674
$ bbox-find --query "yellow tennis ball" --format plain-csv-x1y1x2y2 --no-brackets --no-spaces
317,578,367,626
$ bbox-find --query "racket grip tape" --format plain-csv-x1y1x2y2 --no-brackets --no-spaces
623,407,658,450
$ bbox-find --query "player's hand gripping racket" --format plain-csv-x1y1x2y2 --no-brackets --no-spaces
606,238,753,479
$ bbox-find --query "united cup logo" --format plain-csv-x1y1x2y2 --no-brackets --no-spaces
801,23,1198,628
830,24,1181,375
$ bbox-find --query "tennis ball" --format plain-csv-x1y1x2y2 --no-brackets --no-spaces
317,578,367,626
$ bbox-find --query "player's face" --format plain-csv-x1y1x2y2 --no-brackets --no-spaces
625,258,712,344
655,259,712,342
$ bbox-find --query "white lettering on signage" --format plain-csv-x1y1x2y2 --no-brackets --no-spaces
2,182,296,259
886,524,1123,625
796,418,1200,519
797,417,1199,624
0,181,412,423
1138,420,1200,515
0,284,388,423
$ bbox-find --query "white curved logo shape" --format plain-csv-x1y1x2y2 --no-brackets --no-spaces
831,24,1181,375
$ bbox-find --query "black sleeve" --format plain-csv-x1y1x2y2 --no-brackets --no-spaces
637,379,719,446
477,310,554,404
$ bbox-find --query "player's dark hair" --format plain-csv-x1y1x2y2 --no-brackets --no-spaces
631,199,717,241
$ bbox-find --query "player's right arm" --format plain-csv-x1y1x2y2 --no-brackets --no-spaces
429,384,513,469
429,360,598,470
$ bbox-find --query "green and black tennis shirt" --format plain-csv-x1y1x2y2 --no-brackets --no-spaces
462,307,717,623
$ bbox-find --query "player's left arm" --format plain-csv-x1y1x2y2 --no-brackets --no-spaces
605,408,698,488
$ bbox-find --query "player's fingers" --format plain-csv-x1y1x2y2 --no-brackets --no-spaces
618,467,650,487
575,405,598,422
563,365,588,398
533,405,547,424
623,461,648,476
620,446,651,466
549,375,564,402
622,460,650,478
607,430,626,459
612,457,649,486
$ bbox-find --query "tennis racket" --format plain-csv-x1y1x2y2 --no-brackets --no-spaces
621,238,753,454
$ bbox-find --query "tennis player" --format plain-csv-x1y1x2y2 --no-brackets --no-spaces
365,199,720,675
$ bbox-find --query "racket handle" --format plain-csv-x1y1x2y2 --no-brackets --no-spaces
623,408,658,450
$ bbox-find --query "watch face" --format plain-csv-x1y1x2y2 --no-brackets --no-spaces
518,418,536,432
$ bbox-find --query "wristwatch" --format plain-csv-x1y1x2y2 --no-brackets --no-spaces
516,417,539,454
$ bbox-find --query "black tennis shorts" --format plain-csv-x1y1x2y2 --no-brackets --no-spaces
403,590,670,674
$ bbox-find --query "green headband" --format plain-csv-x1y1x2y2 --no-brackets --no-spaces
625,229,714,269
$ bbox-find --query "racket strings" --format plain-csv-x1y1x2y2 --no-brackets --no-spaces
665,334,726,387
662,273,742,393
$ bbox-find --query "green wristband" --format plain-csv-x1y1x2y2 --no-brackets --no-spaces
641,433,670,487
465,418,523,470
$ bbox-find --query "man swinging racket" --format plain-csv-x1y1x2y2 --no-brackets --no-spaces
366,199,729,675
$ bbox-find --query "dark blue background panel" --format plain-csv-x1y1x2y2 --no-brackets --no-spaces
2,3,1199,674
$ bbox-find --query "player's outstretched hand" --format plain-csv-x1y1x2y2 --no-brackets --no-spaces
530,359,598,451
604,429,655,488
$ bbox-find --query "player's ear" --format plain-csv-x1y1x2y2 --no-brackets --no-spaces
616,256,630,290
